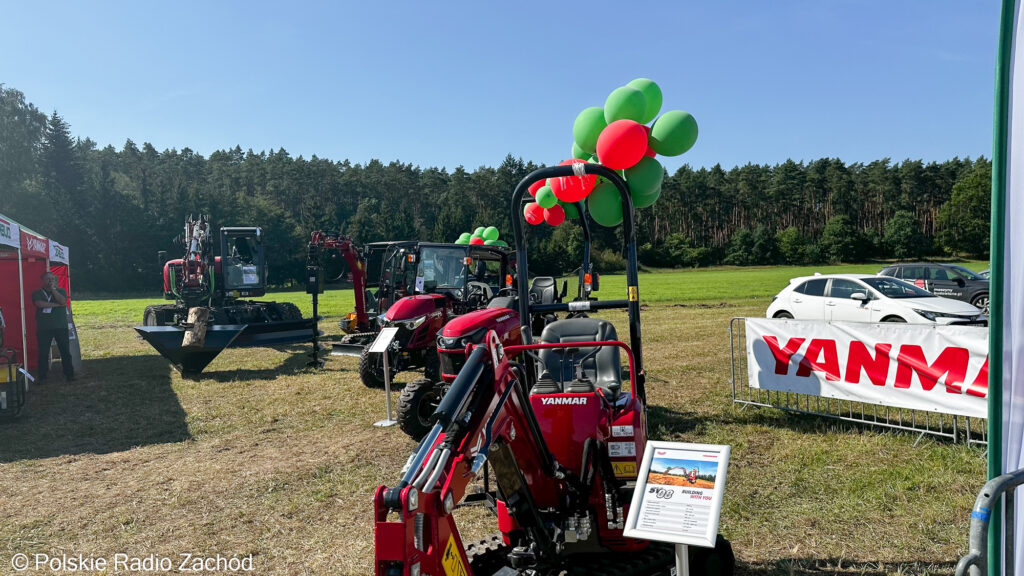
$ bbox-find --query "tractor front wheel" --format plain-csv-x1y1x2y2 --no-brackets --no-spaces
358,348,389,389
396,378,445,440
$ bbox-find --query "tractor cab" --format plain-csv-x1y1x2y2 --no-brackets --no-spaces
405,243,514,314
363,240,420,317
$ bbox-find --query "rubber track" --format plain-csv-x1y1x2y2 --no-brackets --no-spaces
465,535,673,576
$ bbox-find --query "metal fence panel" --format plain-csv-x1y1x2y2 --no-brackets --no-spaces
728,317,986,445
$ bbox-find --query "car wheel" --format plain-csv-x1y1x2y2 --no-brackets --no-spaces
972,294,990,316
773,311,794,319
882,316,907,323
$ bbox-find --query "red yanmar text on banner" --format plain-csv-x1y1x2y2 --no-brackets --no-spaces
744,318,988,419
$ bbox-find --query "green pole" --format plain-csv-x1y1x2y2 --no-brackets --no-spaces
989,1,1016,574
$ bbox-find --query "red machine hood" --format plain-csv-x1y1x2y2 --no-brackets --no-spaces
384,294,448,321
442,307,518,338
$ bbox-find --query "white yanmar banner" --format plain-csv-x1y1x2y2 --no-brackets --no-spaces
744,318,988,419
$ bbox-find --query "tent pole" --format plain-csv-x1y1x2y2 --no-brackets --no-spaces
17,245,27,379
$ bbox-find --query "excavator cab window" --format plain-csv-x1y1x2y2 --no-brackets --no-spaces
221,230,265,290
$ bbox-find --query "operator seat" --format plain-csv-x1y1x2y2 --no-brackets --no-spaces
533,318,622,397
529,277,557,305
467,281,494,302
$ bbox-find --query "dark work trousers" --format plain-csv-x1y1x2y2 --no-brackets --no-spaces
37,324,73,380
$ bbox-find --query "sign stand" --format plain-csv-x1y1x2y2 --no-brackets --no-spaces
675,544,689,576
370,327,400,427
623,441,731,576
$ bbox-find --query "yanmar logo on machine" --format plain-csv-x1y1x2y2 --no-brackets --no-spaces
541,397,588,406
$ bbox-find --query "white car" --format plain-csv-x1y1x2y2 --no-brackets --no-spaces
766,274,987,325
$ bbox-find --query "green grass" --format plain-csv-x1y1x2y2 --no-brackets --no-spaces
3,261,989,575
71,260,989,322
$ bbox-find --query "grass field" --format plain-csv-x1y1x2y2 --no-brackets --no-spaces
0,261,988,575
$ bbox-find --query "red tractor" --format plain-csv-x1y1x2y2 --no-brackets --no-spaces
343,242,516,388
394,215,594,439
371,164,734,576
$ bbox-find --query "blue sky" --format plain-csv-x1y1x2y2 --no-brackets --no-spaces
0,1,1000,173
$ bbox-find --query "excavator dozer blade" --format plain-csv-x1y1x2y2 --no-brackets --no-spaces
232,318,316,348
134,325,246,377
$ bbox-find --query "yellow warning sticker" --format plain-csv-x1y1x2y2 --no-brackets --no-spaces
612,461,637,478
442,535,468,576
628,286,638,301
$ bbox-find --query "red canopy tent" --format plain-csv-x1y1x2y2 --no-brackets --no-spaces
0,212,73,376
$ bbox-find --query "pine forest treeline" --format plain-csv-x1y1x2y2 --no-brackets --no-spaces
0,86,992,293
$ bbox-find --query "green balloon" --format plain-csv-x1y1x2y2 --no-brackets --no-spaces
572,107,606,155
604,86,647,124
483,226,499,241
625,157,664,199
455,238,470,245
458,232,471,241
633,185,662,209
572,142,590,160
495,240,508,247
484,239,501,246
474,226,486,236
627,78,663,124
587,181,623,227
536,185,558,209
650,110,698,156
559,200,579,219
588,154,599,164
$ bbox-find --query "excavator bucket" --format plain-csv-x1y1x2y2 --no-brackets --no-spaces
134,325,246,377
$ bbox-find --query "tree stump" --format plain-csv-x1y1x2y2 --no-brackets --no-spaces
182,307,210,348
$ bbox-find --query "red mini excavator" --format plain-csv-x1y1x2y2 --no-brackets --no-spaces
136,216,313,377
372,165,734,576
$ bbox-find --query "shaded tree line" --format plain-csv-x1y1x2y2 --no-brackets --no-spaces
0,86,992,293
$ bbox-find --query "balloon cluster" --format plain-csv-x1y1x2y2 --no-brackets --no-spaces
456,226,508,247
522,78,698,228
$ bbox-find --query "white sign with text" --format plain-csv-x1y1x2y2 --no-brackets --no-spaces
624,441,730,548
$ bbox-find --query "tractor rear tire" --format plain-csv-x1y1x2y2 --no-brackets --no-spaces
359,348,388,389
397,378,444,440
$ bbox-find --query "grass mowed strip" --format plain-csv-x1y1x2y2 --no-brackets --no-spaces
1,264,986,575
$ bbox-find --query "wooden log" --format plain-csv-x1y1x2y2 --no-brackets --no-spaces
182,307,210,348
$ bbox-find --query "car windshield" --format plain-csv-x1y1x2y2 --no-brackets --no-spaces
861,277,935,299
950,265,984,281
416,246,468,291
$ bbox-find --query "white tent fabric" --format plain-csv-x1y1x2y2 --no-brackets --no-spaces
0,215,20,249
1002,2,1024,574
49,240,69,265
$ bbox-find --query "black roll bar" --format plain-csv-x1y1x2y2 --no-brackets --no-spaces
509,164,644,403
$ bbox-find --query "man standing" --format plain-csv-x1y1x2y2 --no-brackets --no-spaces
33,272,73,382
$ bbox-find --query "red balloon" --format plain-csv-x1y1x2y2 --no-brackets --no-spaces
596,119,647,170
641,125,656,157
543,205,565,226
523,202,545,225
469,236,485,245
549,159,597,203
528,179,546,197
